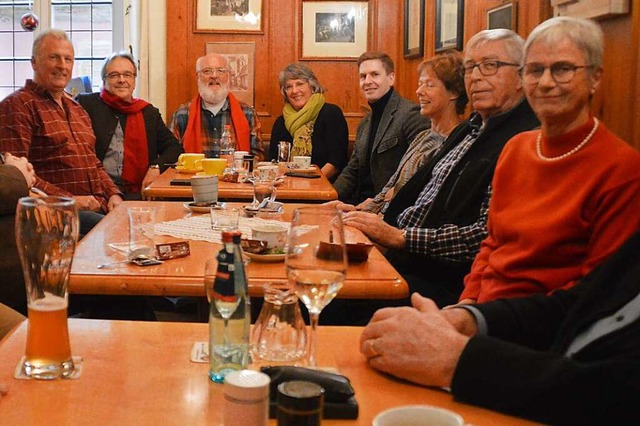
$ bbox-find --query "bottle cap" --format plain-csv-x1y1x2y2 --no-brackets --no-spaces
277,380,324,411
224,370,271,401
221,230,242,243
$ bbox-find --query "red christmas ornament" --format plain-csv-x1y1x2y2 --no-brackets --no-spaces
20,12,40,32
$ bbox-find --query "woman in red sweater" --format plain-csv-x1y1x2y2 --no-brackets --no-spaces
460,17,640,303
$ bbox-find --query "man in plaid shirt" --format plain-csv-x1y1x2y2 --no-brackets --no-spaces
169,53,264,161
0,29,122,235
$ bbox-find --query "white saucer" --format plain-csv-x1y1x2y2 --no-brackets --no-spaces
287,166,315,172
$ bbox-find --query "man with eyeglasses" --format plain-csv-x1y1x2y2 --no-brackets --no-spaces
0,29,123,236
169,52,264,161
335,29,539,317
77,52,183,198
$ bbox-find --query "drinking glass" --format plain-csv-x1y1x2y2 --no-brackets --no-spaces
128,206,156,257
16,196,79,379
285,207,347,367
252,179,276,208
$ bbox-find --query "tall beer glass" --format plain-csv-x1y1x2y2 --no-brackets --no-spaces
16,196,79,379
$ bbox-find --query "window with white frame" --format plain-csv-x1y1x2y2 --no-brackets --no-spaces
0,0,123,100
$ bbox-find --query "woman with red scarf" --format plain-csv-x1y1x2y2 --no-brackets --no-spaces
77,52,182,197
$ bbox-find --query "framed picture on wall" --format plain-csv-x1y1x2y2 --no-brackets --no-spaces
299,0,369,61
487,2,517,31
205,42,256,106
195,0,262,33
404,0,425,58
435,0,464,52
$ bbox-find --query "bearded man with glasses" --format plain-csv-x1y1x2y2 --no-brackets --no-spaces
77,52,183,198
169,53,264,161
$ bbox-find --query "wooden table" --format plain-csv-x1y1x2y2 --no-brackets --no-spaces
70,201,408,299
143,167,338,202
0,319,540,425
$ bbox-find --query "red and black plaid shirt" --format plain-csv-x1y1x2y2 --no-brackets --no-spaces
0,80,121,211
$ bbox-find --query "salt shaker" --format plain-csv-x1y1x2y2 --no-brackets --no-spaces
223,370,271,426
277,380,324,425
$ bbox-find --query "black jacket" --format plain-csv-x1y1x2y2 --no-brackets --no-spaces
384,100,540,294
269,103,349,173
76,93,182,174
453,231,640,425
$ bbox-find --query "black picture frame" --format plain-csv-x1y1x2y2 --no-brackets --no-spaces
487,2,517,31
404,0,425,58
435,0,464,53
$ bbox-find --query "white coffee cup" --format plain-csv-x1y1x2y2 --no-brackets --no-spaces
293,156,311,168
373,405,464,426
233,151,249,161
251,224,287,249
254,165,278,181
190,175,218,203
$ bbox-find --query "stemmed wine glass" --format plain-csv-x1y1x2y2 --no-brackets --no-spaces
285,207,347,367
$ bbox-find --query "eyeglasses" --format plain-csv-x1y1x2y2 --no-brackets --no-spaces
521,61,594,84
105,72,136,80
198,67,229,77
284,81,309,93
464,60,519,77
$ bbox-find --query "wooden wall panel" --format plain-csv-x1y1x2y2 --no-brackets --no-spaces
165,0,415,143
166,0,639,150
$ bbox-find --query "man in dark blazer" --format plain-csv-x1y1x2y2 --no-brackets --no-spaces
361,230,640,425
77,51,182,198
333,51,429,204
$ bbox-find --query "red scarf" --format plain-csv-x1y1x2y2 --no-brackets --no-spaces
182,92,251,153
99,89,150,193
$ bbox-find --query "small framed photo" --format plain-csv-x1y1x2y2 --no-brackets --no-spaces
205,42,256,107
404,0,425,59
435,0,464,53
299,0,369,61
195,0,262,33
487,2,517,31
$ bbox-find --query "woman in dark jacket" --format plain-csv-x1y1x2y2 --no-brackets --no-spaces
269,63,349,180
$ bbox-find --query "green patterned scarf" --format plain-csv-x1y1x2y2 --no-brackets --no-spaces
283,93,325,157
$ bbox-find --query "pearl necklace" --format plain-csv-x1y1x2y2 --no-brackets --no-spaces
536,118,599,162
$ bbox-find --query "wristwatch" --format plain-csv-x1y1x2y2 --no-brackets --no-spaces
148,164,160,170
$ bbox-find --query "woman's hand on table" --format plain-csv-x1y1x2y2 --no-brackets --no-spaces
360,293,470,388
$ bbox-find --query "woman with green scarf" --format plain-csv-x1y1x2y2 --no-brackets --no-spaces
269,63,349,180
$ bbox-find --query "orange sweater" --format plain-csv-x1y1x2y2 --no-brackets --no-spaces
462,118,640,303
